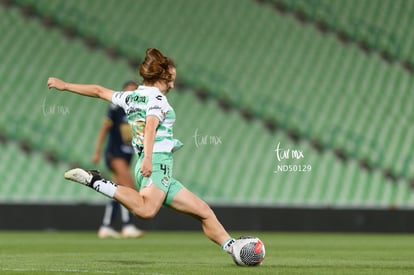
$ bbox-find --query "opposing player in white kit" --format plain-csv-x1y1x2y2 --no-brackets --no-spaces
47,48,235,255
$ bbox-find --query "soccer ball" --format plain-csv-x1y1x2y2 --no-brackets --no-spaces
231,236,265,266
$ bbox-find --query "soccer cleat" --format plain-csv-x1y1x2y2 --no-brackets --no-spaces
98,226,120,239
64,168,102,187
121,225,145,238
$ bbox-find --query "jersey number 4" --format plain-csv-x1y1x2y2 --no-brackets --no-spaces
160,164,170,176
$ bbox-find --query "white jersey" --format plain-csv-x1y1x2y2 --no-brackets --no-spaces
112,86,176,153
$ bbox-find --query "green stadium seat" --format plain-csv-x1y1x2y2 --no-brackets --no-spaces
1,0,414,208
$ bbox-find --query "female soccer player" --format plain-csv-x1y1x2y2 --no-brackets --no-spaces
92,80,144,239
47,48,235,254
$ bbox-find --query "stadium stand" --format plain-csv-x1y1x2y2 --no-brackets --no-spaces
1,0,414,209
271,0,414,65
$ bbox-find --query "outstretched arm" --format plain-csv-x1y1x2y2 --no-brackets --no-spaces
47,77,114,102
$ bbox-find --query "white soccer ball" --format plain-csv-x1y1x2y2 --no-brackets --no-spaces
231,236,265,266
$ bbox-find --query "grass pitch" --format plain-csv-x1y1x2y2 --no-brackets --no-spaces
0,231,413,275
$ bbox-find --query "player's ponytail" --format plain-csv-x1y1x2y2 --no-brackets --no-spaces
140,48,176,84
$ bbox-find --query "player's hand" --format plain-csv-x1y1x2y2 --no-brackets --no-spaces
140,157,152,177
47,77,67,90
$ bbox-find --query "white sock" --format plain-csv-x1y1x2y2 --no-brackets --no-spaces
221,238,235,254
92,179,117,198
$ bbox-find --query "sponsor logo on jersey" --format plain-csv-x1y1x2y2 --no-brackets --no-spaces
126,107,145,116
161,176,169,187
149,105,162,111
126,95,147,104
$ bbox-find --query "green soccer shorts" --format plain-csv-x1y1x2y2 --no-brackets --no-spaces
134,152,184,206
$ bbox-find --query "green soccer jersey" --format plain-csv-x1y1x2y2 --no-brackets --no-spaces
112,86,176,153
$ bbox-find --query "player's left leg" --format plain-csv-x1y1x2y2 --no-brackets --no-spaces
169,187,234,252
64,168,166,219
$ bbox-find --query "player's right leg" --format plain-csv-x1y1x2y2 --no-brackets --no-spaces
168,187,235,253
64,168,166,219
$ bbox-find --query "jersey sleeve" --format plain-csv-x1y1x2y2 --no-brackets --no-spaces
111,91,133,112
